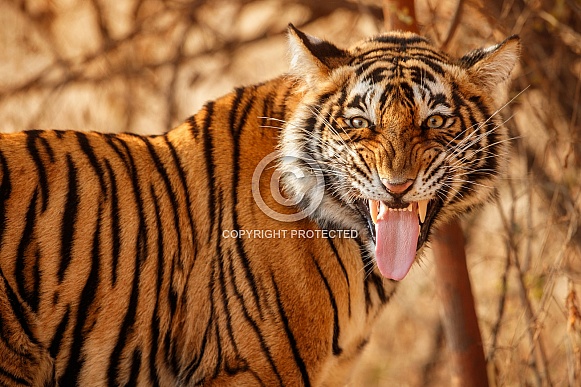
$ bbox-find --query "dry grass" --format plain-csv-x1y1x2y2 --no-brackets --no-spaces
1,0,579,385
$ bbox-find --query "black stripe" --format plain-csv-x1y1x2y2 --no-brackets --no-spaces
165,138,197,258
15,190,38,312
423,152,443,181
429,93,447,108
164,320,179,376
369,272,388,304
356,240,373,312
76,132,107,198
104,135,132,173
186,116,200,139
0,366,31,386
333,88,348,119
184,235,219,384
107,233,143,385
148,186,163,386
168,264,178,319
369,66,390,83
325,238,350,317
210,319,222,380
229,90,264,317
418,58,445,76
59,205,102,386
411,67,436,85
356,240,389,306
260,88,277,133
141,137,183,266
272,277,310,387
347,94,366,110
128,348,142,385
215,190,239,362
355,48,447,68
229,88,245,135
183,312,213,383
37,133,55,161
107,141,148,385
198,188,226,384
377,83,396,108
213,187,255,380
58,154,79,283
372,34,428,45
278,84,295,123
0,151,12,244
312,259,342,356
226,258,283,385
398,81,416,109
25,131,50,212
48,306,70,359
186,116,200,140
30,250,41,313
104,160,122,285
201,102,218,244
0,267,38,347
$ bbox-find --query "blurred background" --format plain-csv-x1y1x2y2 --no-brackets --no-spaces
0,0,579,385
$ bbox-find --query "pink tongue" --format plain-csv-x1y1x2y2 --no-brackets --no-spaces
375,207,420,280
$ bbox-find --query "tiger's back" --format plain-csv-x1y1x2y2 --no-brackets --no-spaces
0,26,519,386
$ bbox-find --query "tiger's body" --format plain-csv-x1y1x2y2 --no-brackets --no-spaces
0,26,519,386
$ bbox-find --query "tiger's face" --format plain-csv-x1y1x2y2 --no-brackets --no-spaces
279,26,520,280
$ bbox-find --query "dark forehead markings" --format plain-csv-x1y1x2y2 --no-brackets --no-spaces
370,34,429,45
354,65,390,82
398,82,416,109
343,37,458,113
348,78,449,116
429,93,449,108
347,94,366,110
409,67,436,84
353,57,447,84
351,44,449,64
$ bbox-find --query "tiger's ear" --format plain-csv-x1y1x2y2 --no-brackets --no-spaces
459,36,521,94
287,24,350,86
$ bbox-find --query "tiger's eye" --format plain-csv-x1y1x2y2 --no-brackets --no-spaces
426,115,445,128
346,116,370,129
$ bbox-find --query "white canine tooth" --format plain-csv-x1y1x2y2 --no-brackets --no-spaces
418,199,429,223
377,201,387,221
406,204,412,211
369,200,378,224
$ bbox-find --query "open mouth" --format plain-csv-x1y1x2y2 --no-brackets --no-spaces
354,198,441,281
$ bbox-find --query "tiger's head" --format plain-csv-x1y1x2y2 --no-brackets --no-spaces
278,25,520,280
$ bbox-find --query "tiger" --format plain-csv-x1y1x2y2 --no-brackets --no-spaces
0,24,519,386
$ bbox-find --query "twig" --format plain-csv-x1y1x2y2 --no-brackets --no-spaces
486,215,511,362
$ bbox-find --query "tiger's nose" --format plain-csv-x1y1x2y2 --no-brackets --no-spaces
381,179,413,194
